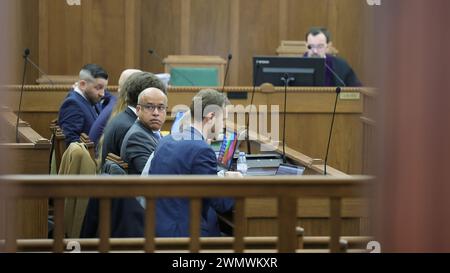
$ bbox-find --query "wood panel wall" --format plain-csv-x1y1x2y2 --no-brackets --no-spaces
8,0,40,84
11,0,370,86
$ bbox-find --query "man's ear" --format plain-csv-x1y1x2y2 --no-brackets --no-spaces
205,111,215,121
326,42,332,51
78,80,87,90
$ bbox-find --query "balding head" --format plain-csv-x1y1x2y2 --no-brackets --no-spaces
136,88,168,131
118,69,141,92
137,88,167,105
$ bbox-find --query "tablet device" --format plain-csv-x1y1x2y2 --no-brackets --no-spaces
217,131,238,171
275,163,305,176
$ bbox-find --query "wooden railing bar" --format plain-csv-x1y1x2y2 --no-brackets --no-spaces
329,197,342,253
189,198,201,253
233,198,245,253
144,198,156,253
278,197,297,252
98,198,111,253
53,198,64,253
5,199,17,252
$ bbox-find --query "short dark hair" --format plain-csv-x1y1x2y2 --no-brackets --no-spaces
123,72,167,107
79,64,108,80
190,89,229,122
305,27,331,43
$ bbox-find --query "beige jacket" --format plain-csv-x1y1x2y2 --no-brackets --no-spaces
59,142,96,238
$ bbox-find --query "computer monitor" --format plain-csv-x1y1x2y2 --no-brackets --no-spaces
217,131,239,171
253,56,325,86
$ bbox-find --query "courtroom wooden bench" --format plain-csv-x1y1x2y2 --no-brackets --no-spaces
0,175,373,253
105,153,128,170
2,226,374,252
4,236,361,253
49,121,96,172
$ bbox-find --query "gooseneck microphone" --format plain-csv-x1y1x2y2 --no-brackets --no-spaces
15,48,56,172
221,53,232,136
28,58,55,85
323,61,346,175
15,48,30,143
221,53,232,93
325,63,346,87
246,62,260,154
147,49,196,86
280,73,294,164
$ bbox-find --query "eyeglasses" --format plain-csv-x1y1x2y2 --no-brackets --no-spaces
138,104,168,112
307,44,326,50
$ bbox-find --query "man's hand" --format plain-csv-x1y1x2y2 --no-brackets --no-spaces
225,171,243,178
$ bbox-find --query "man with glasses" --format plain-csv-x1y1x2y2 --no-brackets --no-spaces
100,71,166,165
120,87,168,175
82,76,167,238
58,64,109,146
305,27,362,86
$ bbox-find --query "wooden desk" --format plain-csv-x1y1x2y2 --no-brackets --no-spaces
0,108,50,238
0,175,372,253
242,138,370,236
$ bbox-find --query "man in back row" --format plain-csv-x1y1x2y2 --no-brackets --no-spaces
58,64,109,146
88,68,141,146
101,72,166,164
305,27,362,87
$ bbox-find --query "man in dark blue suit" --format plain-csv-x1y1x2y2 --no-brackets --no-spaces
149,89,234,237
58,64,108,146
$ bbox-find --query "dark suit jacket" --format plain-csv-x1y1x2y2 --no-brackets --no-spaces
149,127,234,237
101,107,137,164
88,91,117,147
325,54,362,87
86,120,159,238
81,160,147,238
58,89,99,146
302,53,362,87
120,120,160,175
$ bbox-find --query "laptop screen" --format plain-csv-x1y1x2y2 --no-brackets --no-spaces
217,131,238,170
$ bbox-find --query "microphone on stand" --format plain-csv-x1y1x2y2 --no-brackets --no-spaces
28,59,55,85
280,73,295,164
15,49,55,171
147,48,196,86
221,53,232,135
15,48,30,143
221,53,232,93
246,61,260,155
325,63,346,87
322,61,346,175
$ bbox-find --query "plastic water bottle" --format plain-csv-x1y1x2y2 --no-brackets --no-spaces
236,152,248,176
